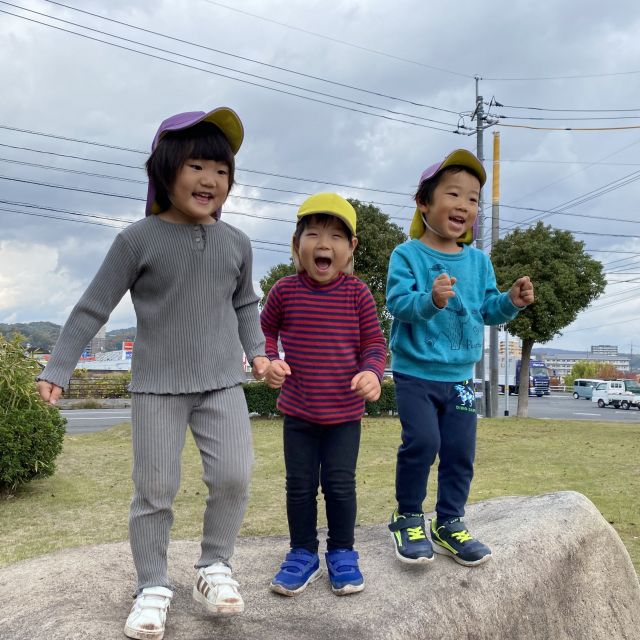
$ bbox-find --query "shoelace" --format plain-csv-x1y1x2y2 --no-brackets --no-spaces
451,530,473,543
406,526,426,541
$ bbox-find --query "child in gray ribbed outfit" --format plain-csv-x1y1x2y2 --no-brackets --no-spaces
36,107,269,640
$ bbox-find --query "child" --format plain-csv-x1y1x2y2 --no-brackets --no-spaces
386,149,534,567
36,107,270,640
260,193,386,596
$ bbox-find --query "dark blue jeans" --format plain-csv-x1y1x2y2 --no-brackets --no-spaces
393,372,477,520
283,415,361,552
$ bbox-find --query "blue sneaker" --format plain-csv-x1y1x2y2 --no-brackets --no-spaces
388,509,434,564
270,548,322,596
325,549,365,596
431,517,492,566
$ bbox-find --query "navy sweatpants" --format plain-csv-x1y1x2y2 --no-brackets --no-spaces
393,372,477,519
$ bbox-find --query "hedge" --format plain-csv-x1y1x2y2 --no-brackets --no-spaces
0,335,66,491
242,379,397,417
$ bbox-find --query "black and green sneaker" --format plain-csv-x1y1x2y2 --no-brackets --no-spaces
430,517,491,566
388,509,434,564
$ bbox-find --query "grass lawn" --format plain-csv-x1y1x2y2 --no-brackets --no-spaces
1,417,638,573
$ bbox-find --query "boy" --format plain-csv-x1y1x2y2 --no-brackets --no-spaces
386,149,534,567
261,193,386,595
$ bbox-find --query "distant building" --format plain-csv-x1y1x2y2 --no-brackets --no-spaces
87,324,107,356
534,346,630,379
499,339,521,358
590,345,618,357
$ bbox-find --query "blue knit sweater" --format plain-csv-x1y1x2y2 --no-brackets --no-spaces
386,240,522,382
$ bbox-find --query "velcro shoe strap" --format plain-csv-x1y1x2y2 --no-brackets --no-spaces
326,551,359,571
279,558,312,574
388,516,423,532
203,564,232,577
203,574,239,588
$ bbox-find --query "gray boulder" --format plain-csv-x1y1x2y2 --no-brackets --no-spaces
0,491,638,640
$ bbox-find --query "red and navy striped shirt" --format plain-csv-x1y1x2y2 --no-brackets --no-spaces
260,272,387,424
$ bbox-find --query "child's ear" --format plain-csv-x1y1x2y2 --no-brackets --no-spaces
350,236,358,252
291,235,303,273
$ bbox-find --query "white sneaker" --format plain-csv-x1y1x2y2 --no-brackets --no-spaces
193,562,244,616
124,586,173,640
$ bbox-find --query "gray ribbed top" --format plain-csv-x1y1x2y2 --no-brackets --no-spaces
39,215,266,394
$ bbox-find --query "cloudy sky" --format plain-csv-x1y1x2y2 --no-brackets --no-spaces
1,0,639,353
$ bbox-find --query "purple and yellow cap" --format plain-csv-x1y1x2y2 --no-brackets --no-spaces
145,107,244,217
409,149,486,244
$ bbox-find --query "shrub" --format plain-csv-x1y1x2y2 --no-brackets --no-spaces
243,379,398,418
0,335,66,491
243,381,280,416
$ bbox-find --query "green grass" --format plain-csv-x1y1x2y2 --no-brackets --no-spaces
1,417,638,573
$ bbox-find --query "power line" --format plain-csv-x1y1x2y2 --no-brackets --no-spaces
499,122,640,132
0,154,410,209
0,125,412,195
0,204,292,253
483,69,640,82
199,0,473,79
492,101,640,113
42,0,461,116
0,6,461,134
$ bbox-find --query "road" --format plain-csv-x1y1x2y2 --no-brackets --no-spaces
485,392,640,423
61,409,132,434
61,394,640,434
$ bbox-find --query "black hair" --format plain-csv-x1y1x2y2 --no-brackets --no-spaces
414,165,481,207
292,213,354,246
145,121,235,213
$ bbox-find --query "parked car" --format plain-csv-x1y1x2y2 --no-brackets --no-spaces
572,378,604,400
591,380,640,410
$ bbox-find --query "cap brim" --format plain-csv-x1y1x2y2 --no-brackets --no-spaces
439,149,486,185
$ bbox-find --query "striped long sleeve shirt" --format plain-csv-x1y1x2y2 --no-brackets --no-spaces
260,272,387,424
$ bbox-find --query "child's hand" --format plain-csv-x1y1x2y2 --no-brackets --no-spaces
509,276,534,307
264,359,291,389
37,380,63,406
251,356,270,380
432,273,457,309
351,370,381,401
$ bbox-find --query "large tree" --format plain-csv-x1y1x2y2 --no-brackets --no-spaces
259,199,407,340
491,222,606,416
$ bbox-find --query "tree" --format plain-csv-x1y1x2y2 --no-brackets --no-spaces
491,222,606,417
258,199,407,340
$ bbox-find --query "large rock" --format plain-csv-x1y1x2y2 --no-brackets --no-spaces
0,491,638,640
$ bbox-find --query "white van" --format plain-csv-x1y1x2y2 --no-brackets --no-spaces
572,378,604,400
591,380,639,409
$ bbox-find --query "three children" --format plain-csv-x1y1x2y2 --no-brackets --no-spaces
38,126,532,629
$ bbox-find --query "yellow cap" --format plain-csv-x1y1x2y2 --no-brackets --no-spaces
296,192,357,235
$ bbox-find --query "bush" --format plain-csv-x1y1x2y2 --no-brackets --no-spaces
243,379,398,418
243,381,281,416
0,335,66,491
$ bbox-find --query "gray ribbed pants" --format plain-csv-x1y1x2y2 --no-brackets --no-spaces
129,386,253,592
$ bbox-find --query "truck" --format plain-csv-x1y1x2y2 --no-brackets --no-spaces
484,355,551,397
591,380,640,410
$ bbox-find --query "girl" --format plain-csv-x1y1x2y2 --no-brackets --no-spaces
37,107,269,640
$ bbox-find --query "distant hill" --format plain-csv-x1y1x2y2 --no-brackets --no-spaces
0,322,136,352
0,321,61,351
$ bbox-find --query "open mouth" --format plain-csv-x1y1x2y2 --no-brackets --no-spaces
193,192,213,204
315,257,332,271
449,215,465,228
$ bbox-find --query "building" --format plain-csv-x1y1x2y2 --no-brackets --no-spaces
499,339,522,358
534,346,630,379
590,345,618,357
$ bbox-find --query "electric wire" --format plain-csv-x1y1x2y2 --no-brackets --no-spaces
0,6,460,134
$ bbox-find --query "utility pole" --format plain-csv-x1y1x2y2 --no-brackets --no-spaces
473,76,489,416
489,131,501,417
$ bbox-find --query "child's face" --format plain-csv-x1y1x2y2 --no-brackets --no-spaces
295,216,357,284
163,158,230,224
417,170,480,251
